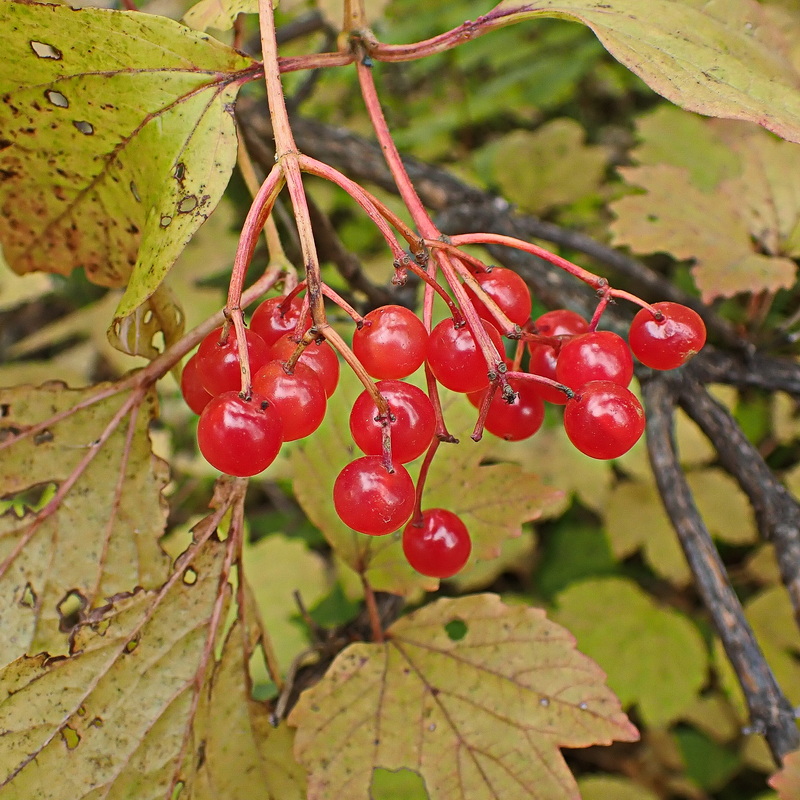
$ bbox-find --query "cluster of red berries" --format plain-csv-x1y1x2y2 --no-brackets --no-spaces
181,267,706,579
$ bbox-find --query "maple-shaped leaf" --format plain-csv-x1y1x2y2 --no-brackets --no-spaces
552,578,708,727
0,382,170,664
0,2,257,338
769,748,800,799
610,163,797,300
289,593,638,800
493,0,800,144
291,370,560,595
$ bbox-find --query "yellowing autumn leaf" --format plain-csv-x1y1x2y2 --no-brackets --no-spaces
0,382,170,663
0,2,256,341
184,0,258,30
494,0,800,144
290,594,638,800
552,577,708,726
610,163,797,300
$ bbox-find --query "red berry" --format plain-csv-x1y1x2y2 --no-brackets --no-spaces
628,302,707,370
196,326,270,397
349,380,435,463
526,310,589,404
472,379,545,441
333,456,415,535
464,268,532,327
402,509,471,578
269,334,340,397
563,380,645,460
555,331,634,390
197,391,284,476
181,352,212,415
352,305,428,380
427,318,504,393
252,360,326,442
250,295,310,346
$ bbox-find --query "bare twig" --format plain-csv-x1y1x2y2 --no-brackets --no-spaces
676,377,800,629
643,377,799,764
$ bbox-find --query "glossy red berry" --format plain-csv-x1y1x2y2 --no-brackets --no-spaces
349,380,435,463
628,302,707,370
196,326,271,397
563,380,645,460
269,334,340,397
402,509,472,578
250,295,310,346
427,318,504,393
197,391,284,476
181,352,212,415
252,360,326,441
333,456,415,535
472,379,546,441
526,310,589,404
555,331,634,390
464,267,532,326
352,305,428,379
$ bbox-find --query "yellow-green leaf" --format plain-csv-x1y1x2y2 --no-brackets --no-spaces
290,594,638,800
184,0,258,31
578,775,660,800
493,0,800,144
0,539,228,797
552,577,708,726
610,164,797,300
0,2,256,327
0,382,170,663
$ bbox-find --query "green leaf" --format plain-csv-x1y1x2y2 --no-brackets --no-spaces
0,382,170,663
0,2,256,332
673,726,741,791
577,775,659,800
610,164,797,300
289,594,638,800
493,0,800,144
184,0,258,31
487,120,609,213
243,534,331,672
552,577,708,726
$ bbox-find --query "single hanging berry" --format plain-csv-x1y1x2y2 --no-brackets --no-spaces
628,302,706,370
402,509,472,578
555,331,634,390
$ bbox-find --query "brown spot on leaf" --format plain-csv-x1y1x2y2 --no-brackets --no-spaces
57,589,87,632
33,429,54,445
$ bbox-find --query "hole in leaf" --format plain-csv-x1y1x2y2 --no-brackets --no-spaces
33,429,54,445
30,41,62,59
0,482,57,517
73,120,94,135
45,89,69,108
19,582,37,609
61,726,80,750
173,162,185,181
171,781,185,800
177,195,198,214
77,705,86,716
183,567,197,585
444,618,467,641
0,404,9,417
370,768,428,800
143,309,153,325
90,717,103,728
124,638,139,653
57,589,87,632
129,181,141,202
160,215,173,228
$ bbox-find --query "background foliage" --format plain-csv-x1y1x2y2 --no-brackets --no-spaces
1,0,800,798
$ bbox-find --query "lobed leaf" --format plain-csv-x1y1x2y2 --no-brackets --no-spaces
0,2,256,337
0,382,170,664
290,594,638,800
493,0,800,144
552,577,708,727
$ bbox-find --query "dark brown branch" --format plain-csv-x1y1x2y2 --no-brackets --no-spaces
643,377,799,764
676,377,800,628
